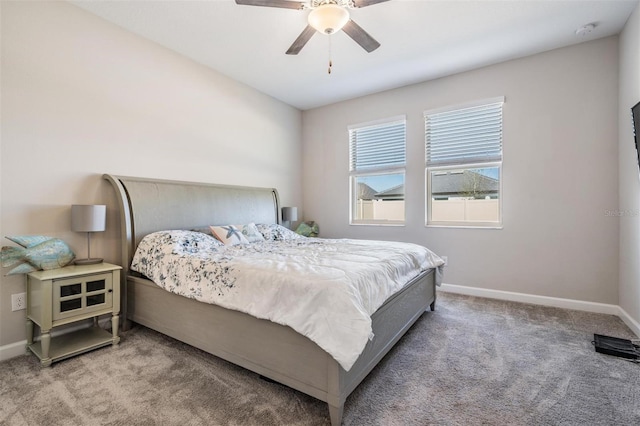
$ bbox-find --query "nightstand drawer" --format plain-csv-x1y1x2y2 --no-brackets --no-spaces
53,272,113,321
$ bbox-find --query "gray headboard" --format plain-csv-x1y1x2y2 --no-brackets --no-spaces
103,174,280,272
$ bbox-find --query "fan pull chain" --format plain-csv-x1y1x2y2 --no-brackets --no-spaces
328,35,333,74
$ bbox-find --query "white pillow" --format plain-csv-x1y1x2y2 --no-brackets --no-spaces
238,223,265,243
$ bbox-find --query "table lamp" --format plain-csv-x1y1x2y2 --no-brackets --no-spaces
71,204,106,265
282,207,298,229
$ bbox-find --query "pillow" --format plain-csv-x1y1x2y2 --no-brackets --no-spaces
295,221,319,237
254,223,304,241
238,223,265,243
131,230,223,275
173,230,224,252
210,225,250,246
139,230,222,254
190,226,214,236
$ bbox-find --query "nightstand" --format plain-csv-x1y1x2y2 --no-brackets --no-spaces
25,262,121,367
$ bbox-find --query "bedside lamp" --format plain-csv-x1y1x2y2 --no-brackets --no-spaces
71,204,106,265
281,207,298,229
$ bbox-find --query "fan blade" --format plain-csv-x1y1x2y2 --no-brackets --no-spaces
235,0,304,10
353,0,390,8
286,25,316,55
342,19,380,53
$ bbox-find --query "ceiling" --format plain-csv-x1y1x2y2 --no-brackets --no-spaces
72,0,638,110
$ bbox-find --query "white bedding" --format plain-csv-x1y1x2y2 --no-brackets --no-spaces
130,230,444,371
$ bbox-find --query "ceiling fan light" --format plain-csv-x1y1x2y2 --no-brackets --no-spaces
308,4,349,35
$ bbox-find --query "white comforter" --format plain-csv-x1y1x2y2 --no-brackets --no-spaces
130,230,444,371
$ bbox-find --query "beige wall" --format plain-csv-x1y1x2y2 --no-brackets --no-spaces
303,37,620,305
618,4,640,324
0,2,302,347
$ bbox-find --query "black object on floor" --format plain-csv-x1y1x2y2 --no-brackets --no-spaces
593,334,640,360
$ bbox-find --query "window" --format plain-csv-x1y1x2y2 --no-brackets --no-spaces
349,117,406,225
425,98,504,227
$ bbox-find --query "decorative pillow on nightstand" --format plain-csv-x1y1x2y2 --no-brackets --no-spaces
295,221,319,238
210,225,250,246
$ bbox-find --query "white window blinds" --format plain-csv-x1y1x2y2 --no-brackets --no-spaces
426,100,503,167
350,119,406,172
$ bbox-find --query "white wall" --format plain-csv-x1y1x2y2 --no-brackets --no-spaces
0,1,302,347
618,4,640,326
303,37,620,305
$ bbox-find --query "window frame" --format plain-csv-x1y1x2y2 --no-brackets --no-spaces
424,98,504,228
349,116,407,226
426,162,503,228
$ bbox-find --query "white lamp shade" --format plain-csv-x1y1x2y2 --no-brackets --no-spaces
71,205,106,232
282,207,298,222
308,4,349,35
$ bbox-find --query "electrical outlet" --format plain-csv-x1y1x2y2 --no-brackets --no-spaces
441,256,448,266
11,293,26,311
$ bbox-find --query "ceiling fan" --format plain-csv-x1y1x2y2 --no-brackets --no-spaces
235,0,389,55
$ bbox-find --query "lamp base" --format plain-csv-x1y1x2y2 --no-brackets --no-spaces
74,258,104,265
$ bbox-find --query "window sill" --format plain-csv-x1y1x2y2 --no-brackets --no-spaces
426,223,503,229
350,222,405,227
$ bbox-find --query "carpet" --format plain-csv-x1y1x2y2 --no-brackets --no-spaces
1,292,639,425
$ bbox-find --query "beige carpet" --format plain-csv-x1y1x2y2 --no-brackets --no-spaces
1,292,639,425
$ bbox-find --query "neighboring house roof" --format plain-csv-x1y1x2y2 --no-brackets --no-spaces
357,170,497,201
358,170,500,200
432,170,498,197
375,184,404,200
356,182,378,200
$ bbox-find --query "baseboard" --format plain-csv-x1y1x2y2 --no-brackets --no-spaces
0,340,28,362
439,283,640,337
0,318,110,362
439,283,621,316
3,288,639,360
616,306,640,338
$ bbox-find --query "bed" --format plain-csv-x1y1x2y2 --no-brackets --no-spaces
103,174,441,425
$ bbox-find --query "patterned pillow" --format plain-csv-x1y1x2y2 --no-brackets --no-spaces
131,230,223,276
210,225,250,246
254,224,304,241
238,223,265,243
146,230,223,253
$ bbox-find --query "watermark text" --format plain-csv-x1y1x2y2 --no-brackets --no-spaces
604,209,640,217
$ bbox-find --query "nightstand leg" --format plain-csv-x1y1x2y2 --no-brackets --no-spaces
26,318,33,346
111,314,120,345
40,330,52,367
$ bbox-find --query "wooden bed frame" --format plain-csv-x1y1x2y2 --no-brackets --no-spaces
103,174,437,425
